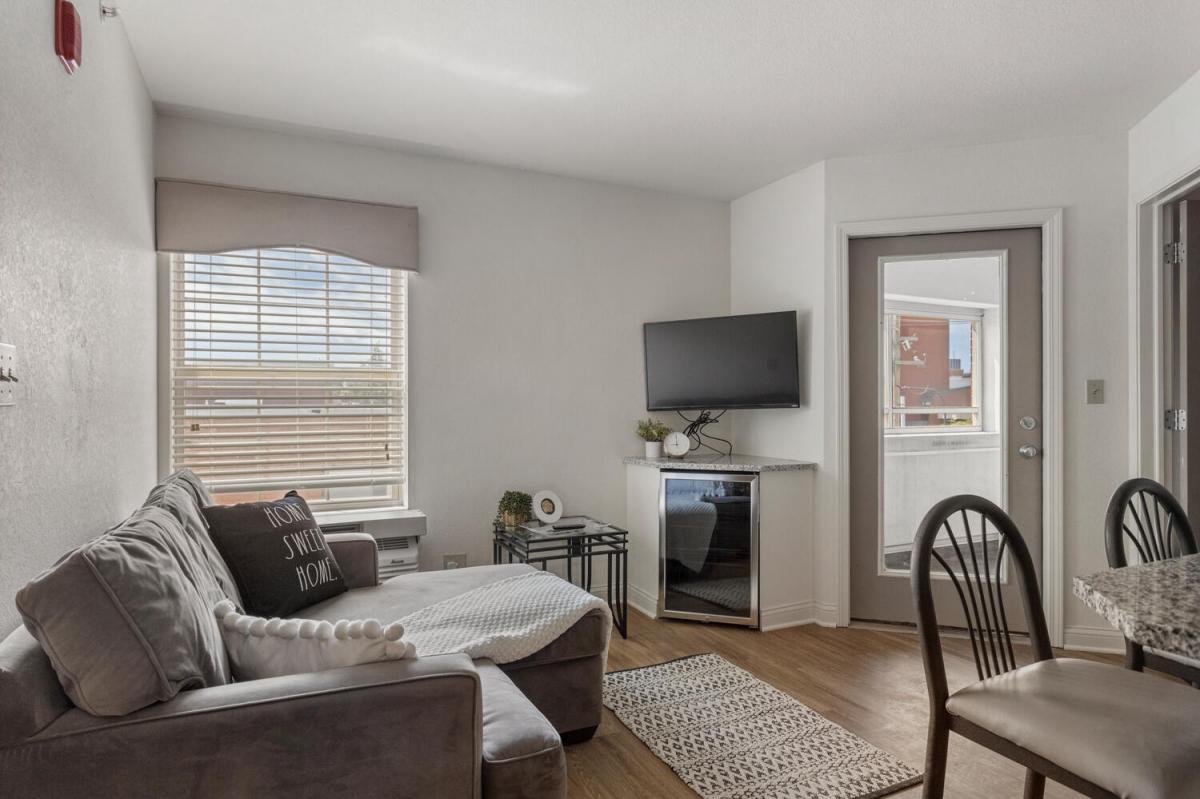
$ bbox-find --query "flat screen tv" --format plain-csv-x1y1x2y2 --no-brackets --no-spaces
644,311,800,411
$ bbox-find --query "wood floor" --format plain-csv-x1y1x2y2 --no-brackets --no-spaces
566,610,1121,799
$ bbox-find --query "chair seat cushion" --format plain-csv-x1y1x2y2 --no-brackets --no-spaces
946,658,1200,798
300,564,608,665
477,659,566,799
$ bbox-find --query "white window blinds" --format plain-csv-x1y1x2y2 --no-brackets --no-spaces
168,248,406,509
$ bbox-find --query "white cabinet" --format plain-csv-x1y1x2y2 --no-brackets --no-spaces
623,454,815,631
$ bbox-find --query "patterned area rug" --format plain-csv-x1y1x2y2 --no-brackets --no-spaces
603,653,923,799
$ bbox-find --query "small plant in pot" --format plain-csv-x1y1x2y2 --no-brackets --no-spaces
636,418,671,458
497,491,533,528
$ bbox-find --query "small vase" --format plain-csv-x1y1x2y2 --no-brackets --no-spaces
645,441,663,459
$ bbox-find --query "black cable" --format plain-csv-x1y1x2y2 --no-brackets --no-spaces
674,409,733,457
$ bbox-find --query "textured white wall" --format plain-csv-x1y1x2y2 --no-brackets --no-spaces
727,162,827,617
1129,67,1200,203
0,11,157,634
825,134,1129,642
155,114,730,577
729,133,1129,642
729,162,826,459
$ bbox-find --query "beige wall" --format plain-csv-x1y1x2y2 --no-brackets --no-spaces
0,10,157,633
155,114,731,578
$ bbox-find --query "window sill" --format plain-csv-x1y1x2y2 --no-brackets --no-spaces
314,505,426,528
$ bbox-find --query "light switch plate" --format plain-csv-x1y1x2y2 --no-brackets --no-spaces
0,343,14,407
1086,379,1105,405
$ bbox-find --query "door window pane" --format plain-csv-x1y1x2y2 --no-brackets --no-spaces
884,314,980,431
879,255,1005,574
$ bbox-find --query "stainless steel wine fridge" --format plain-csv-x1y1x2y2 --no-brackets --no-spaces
657,471,759,627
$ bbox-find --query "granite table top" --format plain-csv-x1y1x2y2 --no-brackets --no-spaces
622,453,817,472
1073,553,1200,659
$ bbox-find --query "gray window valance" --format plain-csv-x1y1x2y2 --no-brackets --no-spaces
155,180,418,271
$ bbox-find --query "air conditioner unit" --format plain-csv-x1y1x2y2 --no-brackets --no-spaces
315,508,427,581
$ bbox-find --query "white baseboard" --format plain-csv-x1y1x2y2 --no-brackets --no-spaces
813,601,839,628
596,584,836,634
625,584,658,619
760,601,817,631
1063,624,1124,654
759,600,838,631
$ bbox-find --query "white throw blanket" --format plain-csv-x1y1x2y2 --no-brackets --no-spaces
399,570,611,665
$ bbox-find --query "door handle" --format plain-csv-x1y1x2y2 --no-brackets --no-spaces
1018,444,1041,460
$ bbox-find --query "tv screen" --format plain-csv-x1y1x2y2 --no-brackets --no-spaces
644,311,800,410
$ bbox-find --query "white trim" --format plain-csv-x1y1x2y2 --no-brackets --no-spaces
813,600,839,627
833,208,1066,647
759,601,819,631
758,601,836,631
156,252,172,477
627,583,659,620
620,589,838,633
1130,169,1200,484
314,506,426,526
1062,625,1125,654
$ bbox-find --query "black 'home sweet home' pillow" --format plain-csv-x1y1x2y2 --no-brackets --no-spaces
203,492,347,617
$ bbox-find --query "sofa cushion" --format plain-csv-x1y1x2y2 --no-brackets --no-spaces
16,506,231,716
143,480,243,608
0,626,72,747
203,493,347,617
159,467,215,509
478,659,566,799
300,564,608,665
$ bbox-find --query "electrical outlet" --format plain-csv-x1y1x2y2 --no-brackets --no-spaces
0,343,15,407
1086,379,1105,405
443,554,467,570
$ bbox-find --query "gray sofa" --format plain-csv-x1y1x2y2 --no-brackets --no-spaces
0,472,606,799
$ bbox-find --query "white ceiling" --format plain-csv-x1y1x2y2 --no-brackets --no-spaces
120,0,1200,199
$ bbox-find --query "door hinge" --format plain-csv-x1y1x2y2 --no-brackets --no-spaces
1165,242,1185,266
1166,408,1188,432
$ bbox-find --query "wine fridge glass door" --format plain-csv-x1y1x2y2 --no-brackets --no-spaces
658,472,759,627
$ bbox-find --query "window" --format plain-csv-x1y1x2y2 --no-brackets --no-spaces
167,247,407,509
882,306,982,432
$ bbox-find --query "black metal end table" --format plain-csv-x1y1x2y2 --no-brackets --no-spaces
492,520,628,638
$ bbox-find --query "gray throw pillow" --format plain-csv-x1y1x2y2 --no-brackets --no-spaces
16,506,231,716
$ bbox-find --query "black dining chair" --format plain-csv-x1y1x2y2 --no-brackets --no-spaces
913,494,1200,799
1104,477,1200,684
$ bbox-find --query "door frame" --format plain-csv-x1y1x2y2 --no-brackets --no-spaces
1131,170,1200,487
833,208,1065,646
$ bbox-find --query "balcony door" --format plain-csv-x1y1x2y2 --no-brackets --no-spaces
848,229,1043,629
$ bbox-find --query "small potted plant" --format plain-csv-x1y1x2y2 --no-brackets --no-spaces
497,491,533,528
636,418,671,458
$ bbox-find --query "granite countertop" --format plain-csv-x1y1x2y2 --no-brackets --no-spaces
1073,553,1200,659
622,453,816,472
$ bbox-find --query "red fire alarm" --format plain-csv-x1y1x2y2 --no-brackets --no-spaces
55,0,82,75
